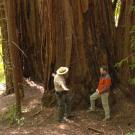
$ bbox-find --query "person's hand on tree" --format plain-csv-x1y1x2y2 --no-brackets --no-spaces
52,73,56,77
96,89,99,94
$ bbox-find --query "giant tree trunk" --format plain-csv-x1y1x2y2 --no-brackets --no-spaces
6,0,117,108
41,0,117,107
4,0,23,116
3,0,135,109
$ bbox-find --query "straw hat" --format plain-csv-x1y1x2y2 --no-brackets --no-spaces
56,67,69,75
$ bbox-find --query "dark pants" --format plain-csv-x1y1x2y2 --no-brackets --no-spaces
55,91,71,121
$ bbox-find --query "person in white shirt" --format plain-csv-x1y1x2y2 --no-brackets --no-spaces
52,67,71,122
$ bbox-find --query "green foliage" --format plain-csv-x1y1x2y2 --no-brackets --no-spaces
115,57,128,68
131,26,135,49
129,63,135,70
126,132,135,135
115,23,135,85
128,78,135,85
114,0,121,26
5,104,17,124
131,5,135,12
129,17,135,85
0,61,5,83
0,28,5,83
130,25,135,34
4,104,24,125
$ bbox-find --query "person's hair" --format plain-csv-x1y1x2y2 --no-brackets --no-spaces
100,65,108,72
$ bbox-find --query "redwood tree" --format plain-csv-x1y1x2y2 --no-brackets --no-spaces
40,0,117,107
2,0,135,109
116,0,135,97
4,0,23,116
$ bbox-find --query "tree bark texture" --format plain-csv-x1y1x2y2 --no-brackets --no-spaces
116,0,135,97
2,0,135,107
15,0,117,107
4,0,23,116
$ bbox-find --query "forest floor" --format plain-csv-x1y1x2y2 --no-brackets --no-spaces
0,80,135,135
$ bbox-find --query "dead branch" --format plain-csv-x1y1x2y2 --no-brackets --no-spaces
118,126,124,135
11,41,27,58
33,110,42,117
88,127,104,134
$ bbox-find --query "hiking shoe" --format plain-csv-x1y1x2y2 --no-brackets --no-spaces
102,117,110,121
58,119,66,123
87,108,95,112
64,118,74,123
64,114,74,119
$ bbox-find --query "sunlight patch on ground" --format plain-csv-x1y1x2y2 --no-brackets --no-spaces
22,107,30,113
22,98,41,113
21,80,43,114
0,94,15,114
28,99,40,110
58,124,68,130
1,106,8,112
25,79,44,94
10,130,31,135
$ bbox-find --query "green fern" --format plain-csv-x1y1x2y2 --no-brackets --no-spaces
115,57,128,68
115,23,135,86
131,5,135,12
129,63,135,69
129,78,135,85
5,104,17,124
126,132,135,135
4,104,24,125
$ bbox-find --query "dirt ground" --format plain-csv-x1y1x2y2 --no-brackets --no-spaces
0,80,135,135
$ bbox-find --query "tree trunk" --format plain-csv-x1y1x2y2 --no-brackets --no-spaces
3,0,135,108
4,0,23,116
5,0,117,108
116,0,135,97
40,0,117,107
0,1,14,94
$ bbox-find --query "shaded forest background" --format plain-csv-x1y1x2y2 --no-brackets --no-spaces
0,0,135,115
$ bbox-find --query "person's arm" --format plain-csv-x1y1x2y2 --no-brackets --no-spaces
61,84,70,91
59,81,69,91
97,78,102,94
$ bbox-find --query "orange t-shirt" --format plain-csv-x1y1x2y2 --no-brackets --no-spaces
97,74,111,94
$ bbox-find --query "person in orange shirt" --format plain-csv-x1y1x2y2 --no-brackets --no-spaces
88,66,112,121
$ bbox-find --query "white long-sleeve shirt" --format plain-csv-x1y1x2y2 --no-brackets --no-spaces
54,74,69,92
